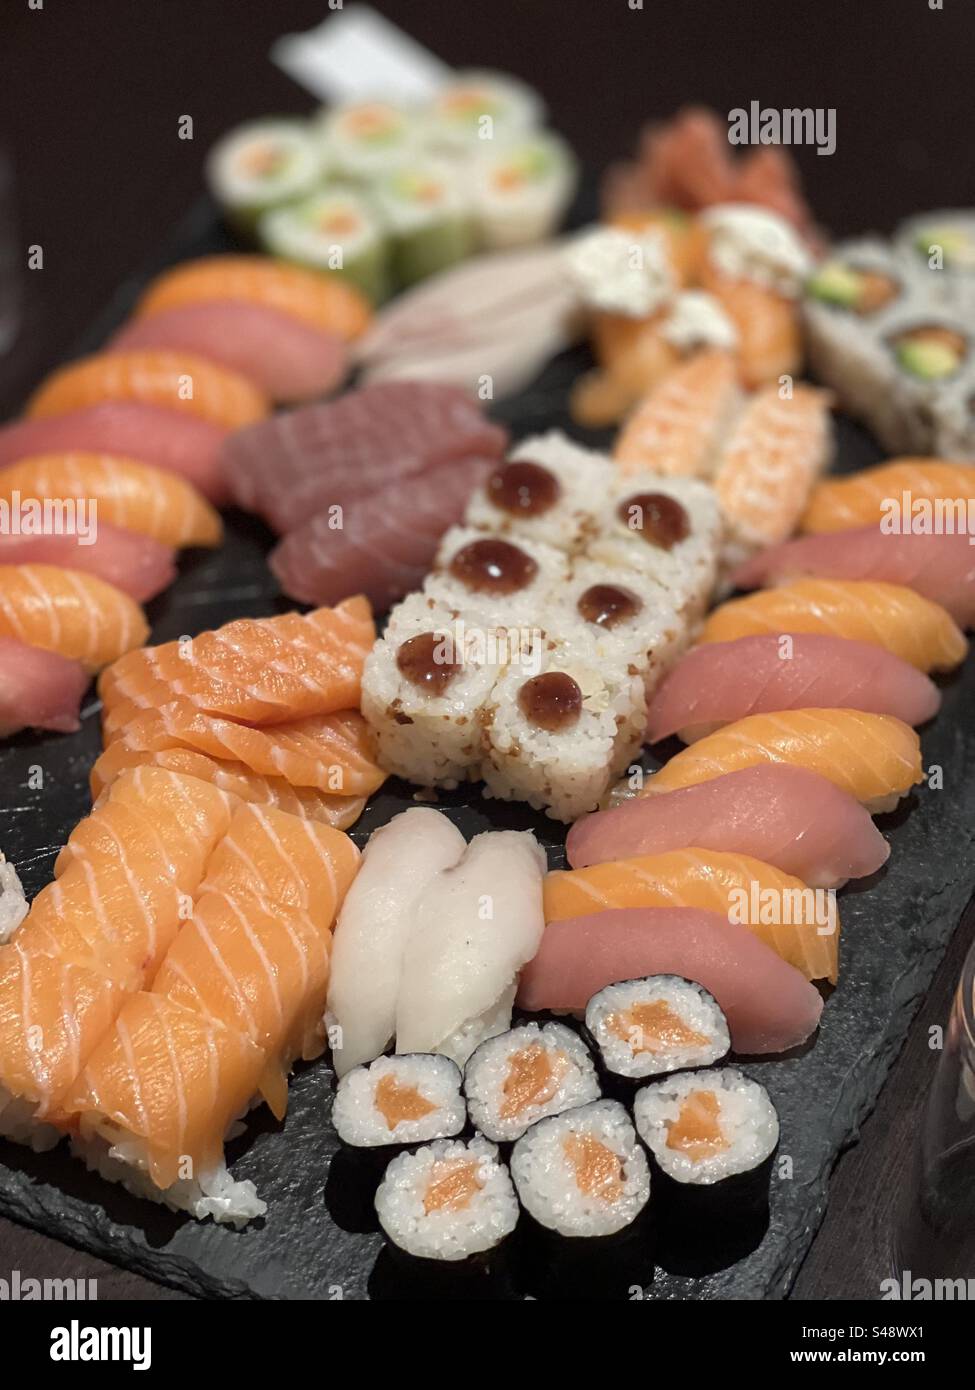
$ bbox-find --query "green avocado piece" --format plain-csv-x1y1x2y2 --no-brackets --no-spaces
896,338,960,380
807,262,861,307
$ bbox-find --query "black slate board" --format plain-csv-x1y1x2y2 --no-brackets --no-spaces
0,202,973,1301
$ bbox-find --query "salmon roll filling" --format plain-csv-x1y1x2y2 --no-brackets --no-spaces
332,1054,466,1149
634,1066,778,1186
585,976,730,1081
463,1022,600,1143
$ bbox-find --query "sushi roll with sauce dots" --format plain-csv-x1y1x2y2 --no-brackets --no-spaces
468,131,577,250
375,1135,519,1262
425,526,570,630
331,1054,466,1150
372,160,475,288
463,1022,600,1143
205,119,322,234
314,101,424,182
510,1099,650,1239
258,187,391,305
425,70,544,156
585,976,730,1083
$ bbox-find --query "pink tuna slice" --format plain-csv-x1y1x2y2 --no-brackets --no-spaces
0,525,176,604
0,637,89,737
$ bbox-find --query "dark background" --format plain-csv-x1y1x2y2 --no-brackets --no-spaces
0,0,973,1298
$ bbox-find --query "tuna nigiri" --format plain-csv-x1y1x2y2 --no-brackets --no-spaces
136,255,371,341
699,579,967,673
0,527,176,603
733,527,975,630
543,848,839,983
0,565,148,672
111,300,348,405
646,634,941,741
568,764,890,888
0,637,89,737
516,908,824,1055
636,708,923,812
614,350,743,478
0,403,229,502
27,351,269,430
0,453,222,549
802,459,975,535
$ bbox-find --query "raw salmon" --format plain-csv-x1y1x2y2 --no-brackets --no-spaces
98,596,374,732
0,565,148,672
614,351,742,478
567,764,890,889
733,528,975,629
136,255,372,342
636,708,923,812
543,849,839,982
0,526,176,603
699,579,967,673
27,351,269,430
802,460,975,535
705,278,803,391
516,908,824,1055
0,453,221,549
647,634,941,741
0,637,89,737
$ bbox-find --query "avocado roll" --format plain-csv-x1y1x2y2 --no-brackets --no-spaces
373,161,475,288
585,977,730,1083
463,1022,600,1143
426,69,544,155
314,101,423,182
896,209,975,313
205,118,322,235
469,132,578,250
332,1054,467,1151
258,187,391,304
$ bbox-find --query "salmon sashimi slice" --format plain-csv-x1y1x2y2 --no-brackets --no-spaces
636,708,923,813
98,595,374,732
135,255,372,342
712,384,832,555
27,350,269,430
699,579,967,673
64,992,266,1191
0,453,222,549
0,564,148,672
801,459,975,535
0,941,128,1126
89,744,366,829
0,637,89,737
101,702,386,797
152,805,359,1117
0,525,176,603
614,351,742,479
543,849,839,983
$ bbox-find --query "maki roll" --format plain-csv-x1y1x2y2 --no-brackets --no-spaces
332,1054,466,1150
468,132,578,250
510,1099,650,1238
425,70,543,156
463,1021,600,1143
375,1135,519,1261
896,209,975,312
314,101,422,182
205,118,323,235
585,976,730,1082
425,527,570,628
373,161,475,288
258,187,390,305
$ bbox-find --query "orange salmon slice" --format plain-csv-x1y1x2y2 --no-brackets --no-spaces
666,1089,728,1161
0,563,148,672
802,460,975,534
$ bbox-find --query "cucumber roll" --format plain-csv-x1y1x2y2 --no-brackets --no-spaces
205,118,323,235
468,132,578,250
314,101,422,182
258,187,390,305
426,69,544,155
373,161,475,288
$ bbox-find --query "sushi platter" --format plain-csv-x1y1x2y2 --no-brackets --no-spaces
1,78,975,1300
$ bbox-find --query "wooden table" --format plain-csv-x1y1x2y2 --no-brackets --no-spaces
1,0,972,1299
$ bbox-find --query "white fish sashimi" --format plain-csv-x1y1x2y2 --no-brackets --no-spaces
0,855,27,944
325,808,466,1077
395,830,547,1066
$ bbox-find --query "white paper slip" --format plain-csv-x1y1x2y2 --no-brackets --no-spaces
271,5,452,106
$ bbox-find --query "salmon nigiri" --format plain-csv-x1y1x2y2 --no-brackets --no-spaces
699,579,967,673
647,634,941,741
0,637,89,737
0,526,176,603
27,350,269,430
614,350,742,478
635,708,923,812
136,255,372,342
543,849,839,983
0,565,148,672
802,459,975,535
0,453,221,549
704,277,802,390
734,527,975,630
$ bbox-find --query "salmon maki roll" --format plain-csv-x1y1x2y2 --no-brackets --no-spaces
0,526,176,604
135,255,372,342
699,578,967,673
27,351,269,430
0,637,89,737
543,849,839,983
614,350,743,479
802,459,975,535
0,453,221,549
0,564,148,672
98,595,374,733
636,708,923,812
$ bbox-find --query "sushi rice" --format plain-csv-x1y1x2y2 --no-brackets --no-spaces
468,132,577,251
0,853,27,943
425,70,544,155
464,1021,601,1142
314,101,424,182
372,160,475,288
258,187,390,305
633,1066,778,1186
426,526,570,629
206,119,323,233
331,1054,466,1149
585,976,730,1080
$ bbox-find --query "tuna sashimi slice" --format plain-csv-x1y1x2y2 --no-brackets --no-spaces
517,908,824,1055
0,637,89,737
646,634,941,742
568,764,889,889
0,526,176,604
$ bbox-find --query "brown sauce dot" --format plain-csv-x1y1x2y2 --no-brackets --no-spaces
618,492,690,550
487,460,561,516
517,671,583,732
577,583,642,629
396,632,460,695
448,537,538,594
